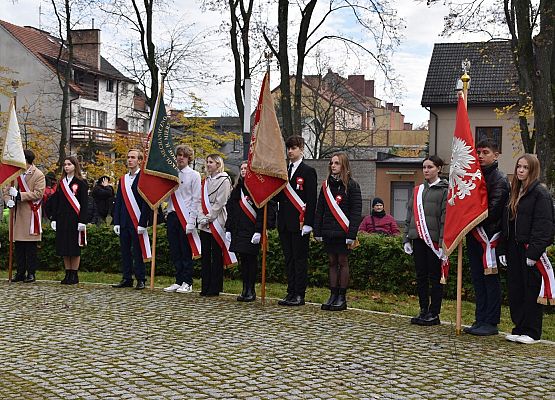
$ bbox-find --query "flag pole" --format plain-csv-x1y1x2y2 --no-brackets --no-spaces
8,83,19,282
455,66,471,335
261,204,268,304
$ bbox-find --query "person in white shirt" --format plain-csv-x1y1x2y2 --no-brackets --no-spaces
164,145,201,293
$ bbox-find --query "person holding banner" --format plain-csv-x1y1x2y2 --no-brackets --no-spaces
163,144,201,294
499,154,555,344
2,150,45,283
404,155,448,326
277,136,318,306
464,140,509,336
197,154,233,296
314,153,362,311
112,149,152,290
49,156,88,284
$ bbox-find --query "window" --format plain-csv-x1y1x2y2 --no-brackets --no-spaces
106,79,114,92
475,127,502,152
391,181,414,222
79,107,108,128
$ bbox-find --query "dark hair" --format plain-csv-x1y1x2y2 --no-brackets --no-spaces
508,154,541,219
24,149,35,164
63,156,83,179
285,135,305,149
423,155,444,169
476,139,499,153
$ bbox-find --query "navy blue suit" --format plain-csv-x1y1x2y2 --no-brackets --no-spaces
114,172,151,282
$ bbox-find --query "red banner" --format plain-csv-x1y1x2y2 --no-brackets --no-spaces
443,96,488,255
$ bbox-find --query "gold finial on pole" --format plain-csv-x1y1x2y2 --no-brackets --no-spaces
460,59,471,107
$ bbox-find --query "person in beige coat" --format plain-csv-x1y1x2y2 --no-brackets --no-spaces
3,150,45,282
197,154,232,296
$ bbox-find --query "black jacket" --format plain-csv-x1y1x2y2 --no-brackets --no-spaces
479,161,510,236
314,176,362,241
277,161,317,231
113,172,152,228
500,180,555,261
91,184,115,219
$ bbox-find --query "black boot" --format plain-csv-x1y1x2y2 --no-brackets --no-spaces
410,309,428,325
72,270,79,285
330,288,347,311
243,282,256,302
237,280,248,302
321,288,338,311
12,273,25,283
61,270,71,284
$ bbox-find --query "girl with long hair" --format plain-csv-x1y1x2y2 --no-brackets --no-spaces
50,156,89,284
314,153,362,311
500,154,555,344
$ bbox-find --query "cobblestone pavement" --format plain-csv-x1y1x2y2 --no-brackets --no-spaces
0,281,554,399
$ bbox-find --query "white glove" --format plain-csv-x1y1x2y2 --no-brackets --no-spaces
225,231,232,242
314,236,323,242
198,217,209,226
526,258,536,267
301,225,313,236
438,248,447,261
9,187,18,197
403,242,413,255
346,239,355,245
251,232,261,244
185,223,195,235
113,225,120,236
137,226,146,235
6,199,15,208
50,221,56,231
499,255,507,266
77,223,86,231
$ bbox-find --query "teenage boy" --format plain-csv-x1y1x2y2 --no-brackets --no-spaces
276,136,317,306
464,139,510,336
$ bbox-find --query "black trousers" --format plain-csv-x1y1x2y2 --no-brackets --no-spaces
239,253,258,290
278,228,309,297
200,230,223,295
167,212,193,285
15,241,38,277
467,234,502,325
507,241,544,340
119,227,146,282
413,239,443,315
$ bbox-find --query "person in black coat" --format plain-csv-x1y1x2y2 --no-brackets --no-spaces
498,154,555,344
276,136,318,306
91,176,115,224
314,153,362,311
225,162,267,302
49,156,88,285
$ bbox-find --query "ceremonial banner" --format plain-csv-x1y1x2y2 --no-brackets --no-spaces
0,100,26,186
138,87,179,209
443,96,488,256
244,72,288,207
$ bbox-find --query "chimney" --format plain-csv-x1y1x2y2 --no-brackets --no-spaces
347,75,365,96
71,29,101,70
386,102,393,110
404,122,413,130
364,79,375,98
393,106,399,113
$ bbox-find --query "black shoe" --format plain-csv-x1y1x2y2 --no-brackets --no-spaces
243,286,256,302
410,309,428,325
135,281,146,290
278,293,295,306
321,288,339,311
330,289,347,311
470,323,498,336
419,312,440,326
463,321,480,334
61,270,71,285
112,279,133,288
23,274,36,283
12,274,25,283
287,295,305,306
71,270,79,285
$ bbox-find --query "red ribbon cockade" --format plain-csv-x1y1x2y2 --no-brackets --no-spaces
296,177,304,191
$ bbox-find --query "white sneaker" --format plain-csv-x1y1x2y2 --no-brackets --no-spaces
505,334,520,342
176,283,193,293
515,335,538,344
164,283,181,292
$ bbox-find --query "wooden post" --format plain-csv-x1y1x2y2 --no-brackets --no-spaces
149,211,158,290
261,204,268,304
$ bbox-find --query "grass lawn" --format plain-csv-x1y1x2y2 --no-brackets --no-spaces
1,269,553,342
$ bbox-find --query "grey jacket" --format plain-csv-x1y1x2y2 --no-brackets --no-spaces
404,179,448,244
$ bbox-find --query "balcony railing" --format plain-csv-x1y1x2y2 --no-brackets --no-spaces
70,125,146,146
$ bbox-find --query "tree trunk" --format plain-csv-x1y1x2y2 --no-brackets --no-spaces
278,0,292,139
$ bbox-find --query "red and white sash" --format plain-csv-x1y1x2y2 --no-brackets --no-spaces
413,184,450,284
322,180,349,233
170,191,201,259
17,173,41,235
471,227,501,275
201,180,237,267
284,183,306,230
524,244,555,305
60,178,86,246
240,189,257,224
120,175,151,261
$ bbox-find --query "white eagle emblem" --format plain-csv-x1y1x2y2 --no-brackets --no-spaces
448,137,482,206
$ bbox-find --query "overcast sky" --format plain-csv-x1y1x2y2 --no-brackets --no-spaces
1,0,491,126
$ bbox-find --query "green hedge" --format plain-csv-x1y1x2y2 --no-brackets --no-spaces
1,223,553,301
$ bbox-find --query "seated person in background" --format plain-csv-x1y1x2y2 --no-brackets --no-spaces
358,197,400,236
